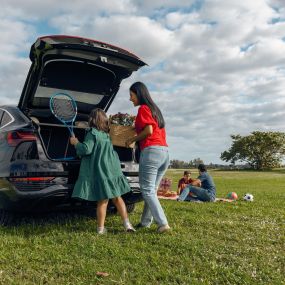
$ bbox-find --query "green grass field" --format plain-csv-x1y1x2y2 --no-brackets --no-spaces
0,169,284,285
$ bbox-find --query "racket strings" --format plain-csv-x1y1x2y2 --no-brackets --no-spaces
52,97,76,122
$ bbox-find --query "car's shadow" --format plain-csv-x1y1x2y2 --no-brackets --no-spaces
3,207,118,230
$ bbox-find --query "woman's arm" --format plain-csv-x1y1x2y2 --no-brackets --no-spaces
125,125,153,147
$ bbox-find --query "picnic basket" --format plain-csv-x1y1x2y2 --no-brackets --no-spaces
109,124,136,148
109,113,136,148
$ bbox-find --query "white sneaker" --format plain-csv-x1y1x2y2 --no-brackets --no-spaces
97,227,107,235
125,224,136,232
157,224,171,233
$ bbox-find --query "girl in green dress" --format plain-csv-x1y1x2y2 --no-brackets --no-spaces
70,108,135,234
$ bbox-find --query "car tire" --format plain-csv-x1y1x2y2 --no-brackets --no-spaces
0,209,14,226
126,203,135,213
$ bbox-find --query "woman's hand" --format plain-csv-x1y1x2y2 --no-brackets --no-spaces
125,137,135,147
125,125,152,147
70,136,79,145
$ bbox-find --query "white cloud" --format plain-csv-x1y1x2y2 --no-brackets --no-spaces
0,0,135,19
0,0,285,163
49,15,176,65
0,57,30,104
0,19,34,55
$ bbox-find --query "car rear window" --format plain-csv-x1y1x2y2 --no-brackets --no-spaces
0,111,13,128
33,86,104,106
0,110,3,123
32,59,117,108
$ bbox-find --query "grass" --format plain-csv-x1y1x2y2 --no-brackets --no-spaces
0,169,284,285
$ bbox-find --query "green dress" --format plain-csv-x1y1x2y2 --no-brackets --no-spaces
72,128,131,201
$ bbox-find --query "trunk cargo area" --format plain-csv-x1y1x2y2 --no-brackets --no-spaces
35,120,135,162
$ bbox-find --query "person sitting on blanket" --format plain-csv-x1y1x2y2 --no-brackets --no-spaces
177,164,216,202
177,170,194,195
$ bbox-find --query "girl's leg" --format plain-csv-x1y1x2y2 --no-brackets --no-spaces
96,199,109,232
111,197,135,232
111,196,128,220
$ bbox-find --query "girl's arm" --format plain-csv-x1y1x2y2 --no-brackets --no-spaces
125,125,153,147
70,132,95,157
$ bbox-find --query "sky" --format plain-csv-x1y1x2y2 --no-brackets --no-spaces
0,0,285,164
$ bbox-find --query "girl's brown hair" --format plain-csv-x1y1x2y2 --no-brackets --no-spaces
88,108,110,133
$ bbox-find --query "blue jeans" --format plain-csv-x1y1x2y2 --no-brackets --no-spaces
139,146,169,227
178,185,215,202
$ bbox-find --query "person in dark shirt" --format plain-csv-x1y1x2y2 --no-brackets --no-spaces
177,164,216,202
177,171,194,195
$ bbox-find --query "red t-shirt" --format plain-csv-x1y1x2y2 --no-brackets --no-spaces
135,105,168,151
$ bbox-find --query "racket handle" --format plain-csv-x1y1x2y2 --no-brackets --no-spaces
69,127,75,137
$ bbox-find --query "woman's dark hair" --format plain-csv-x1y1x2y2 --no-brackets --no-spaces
89,108,110,133
130,81,165,128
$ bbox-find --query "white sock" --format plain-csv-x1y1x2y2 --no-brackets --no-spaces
123,218,131,228
97,226,105,233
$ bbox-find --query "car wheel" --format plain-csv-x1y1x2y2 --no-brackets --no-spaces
126,203,135,213
0,209,14,226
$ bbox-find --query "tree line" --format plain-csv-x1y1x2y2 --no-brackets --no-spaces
171,131,285,170
170,158,204,169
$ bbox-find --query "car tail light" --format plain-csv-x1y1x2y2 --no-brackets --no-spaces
8,177,56,191
9,177,55,182
7,131,37,146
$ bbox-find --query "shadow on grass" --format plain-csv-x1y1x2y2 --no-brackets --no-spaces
1,208,147,238
1,207,118,234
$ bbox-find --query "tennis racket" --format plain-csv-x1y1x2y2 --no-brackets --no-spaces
49,92,77,160
50,92,77,136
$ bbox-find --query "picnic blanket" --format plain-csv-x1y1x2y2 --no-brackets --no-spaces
158,194,178,200
158,195,236,203
214,198,236,202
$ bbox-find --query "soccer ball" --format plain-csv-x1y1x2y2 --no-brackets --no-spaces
243,193,254,202
226,192,238,200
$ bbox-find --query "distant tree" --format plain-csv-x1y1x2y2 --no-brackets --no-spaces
170,159,204,169
220,131,285,170
170,160,185,169
192,158,204,167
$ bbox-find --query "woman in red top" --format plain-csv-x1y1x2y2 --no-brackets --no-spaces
126,82,170,233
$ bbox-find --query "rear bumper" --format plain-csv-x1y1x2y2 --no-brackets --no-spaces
0,181,72,211
0,179,142,212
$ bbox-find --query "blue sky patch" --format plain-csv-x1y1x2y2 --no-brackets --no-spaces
240,42,256,52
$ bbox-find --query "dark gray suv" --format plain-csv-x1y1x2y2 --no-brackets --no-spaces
0,35,146,225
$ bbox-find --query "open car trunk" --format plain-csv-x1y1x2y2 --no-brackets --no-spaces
32,118,137,163
19,35,146,114
18,35,144,177
38,123,85,160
